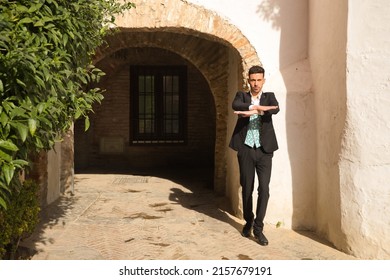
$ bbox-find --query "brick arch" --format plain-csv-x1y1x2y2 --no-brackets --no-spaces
100,0,261,75
91,1,261,193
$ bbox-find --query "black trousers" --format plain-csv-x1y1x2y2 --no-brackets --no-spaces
237,145,273,233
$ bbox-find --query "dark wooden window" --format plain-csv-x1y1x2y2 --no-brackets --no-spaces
130,65,187,144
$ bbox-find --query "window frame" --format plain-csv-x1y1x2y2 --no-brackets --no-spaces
129,65,187,145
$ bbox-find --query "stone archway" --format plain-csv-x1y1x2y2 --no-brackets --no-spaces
100,0,260,68
90,0,260,194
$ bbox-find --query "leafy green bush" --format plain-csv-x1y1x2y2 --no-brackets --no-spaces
0,0,135,209
0,179,40,259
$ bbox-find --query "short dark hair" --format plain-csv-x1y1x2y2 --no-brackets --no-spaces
248,65,265,76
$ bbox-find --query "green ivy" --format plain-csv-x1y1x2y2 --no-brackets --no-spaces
0,0,135,209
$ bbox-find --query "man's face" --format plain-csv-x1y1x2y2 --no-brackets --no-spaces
248,73,265,95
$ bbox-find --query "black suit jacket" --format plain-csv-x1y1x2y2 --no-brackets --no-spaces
229,91,279,153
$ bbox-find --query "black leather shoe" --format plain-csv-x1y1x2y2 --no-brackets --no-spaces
254,232,269,246
241,222,252,237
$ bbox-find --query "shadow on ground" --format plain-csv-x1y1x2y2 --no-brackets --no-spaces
16,167,353,260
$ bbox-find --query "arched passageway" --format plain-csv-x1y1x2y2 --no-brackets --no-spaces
75,44,217,188
73,0,261,198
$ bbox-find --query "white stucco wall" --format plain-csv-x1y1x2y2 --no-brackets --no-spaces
267,59,315,230
309,0,390,259
340,0,390,259
309,0,348,249
188,0,308,76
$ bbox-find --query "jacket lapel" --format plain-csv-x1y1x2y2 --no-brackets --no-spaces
260,92,267,105
245,91,252,103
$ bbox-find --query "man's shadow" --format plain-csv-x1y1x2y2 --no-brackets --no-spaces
165,167,243,238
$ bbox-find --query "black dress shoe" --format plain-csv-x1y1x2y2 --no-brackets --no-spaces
241,222,252,237
254,232,269,246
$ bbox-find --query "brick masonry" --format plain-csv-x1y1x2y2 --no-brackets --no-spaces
75,47,216,173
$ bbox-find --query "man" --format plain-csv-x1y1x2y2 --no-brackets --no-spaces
229,65,279,246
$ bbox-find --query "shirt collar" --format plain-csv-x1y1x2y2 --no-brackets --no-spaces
250,91,261,99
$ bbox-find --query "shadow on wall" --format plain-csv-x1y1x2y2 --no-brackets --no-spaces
256,0,317,230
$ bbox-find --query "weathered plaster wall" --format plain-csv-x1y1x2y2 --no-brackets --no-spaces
309,0,390,259
340,0,390,259
188,0,308,75
309,0,348,249
267,59,315,230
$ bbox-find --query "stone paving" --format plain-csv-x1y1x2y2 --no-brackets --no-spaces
20,169,357,260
